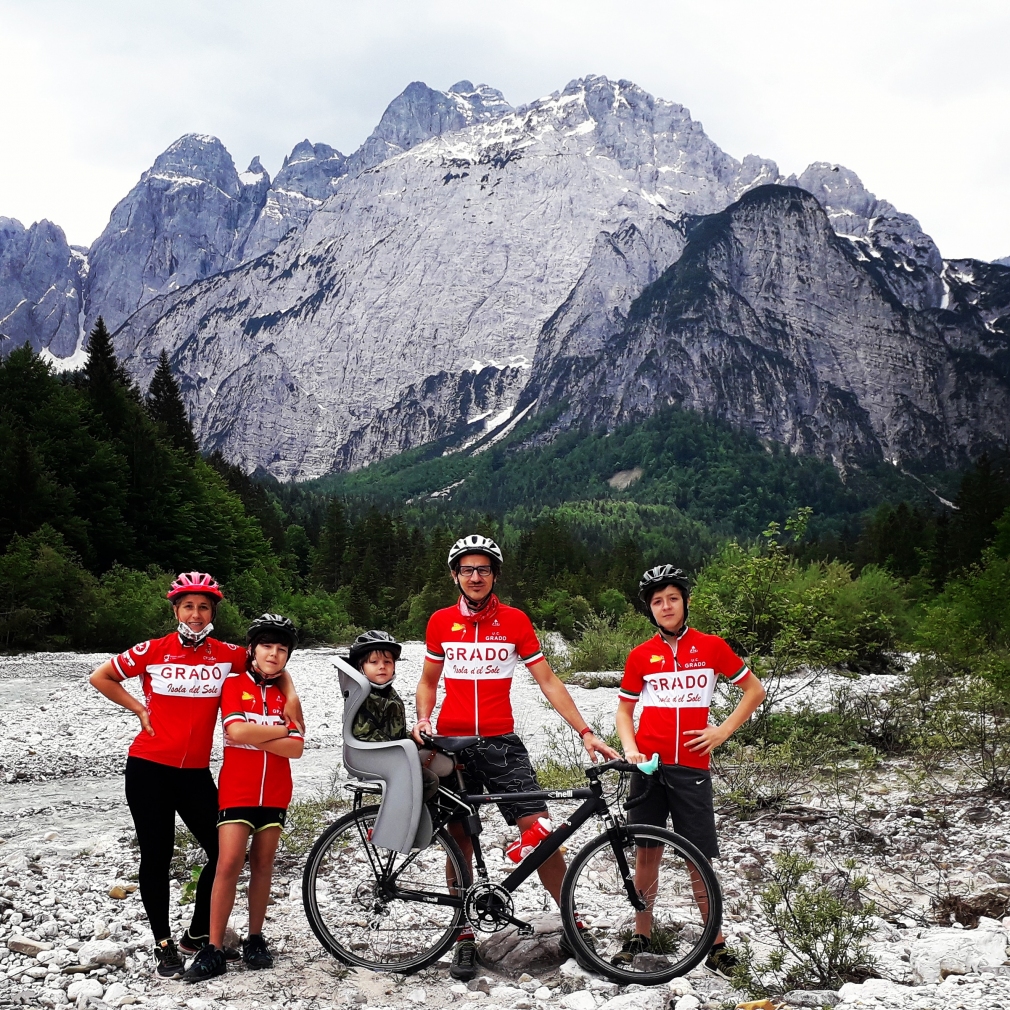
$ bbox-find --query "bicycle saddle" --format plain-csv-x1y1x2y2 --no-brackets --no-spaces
430,735,479,752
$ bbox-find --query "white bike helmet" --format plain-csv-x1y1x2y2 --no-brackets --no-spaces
447,534,504,573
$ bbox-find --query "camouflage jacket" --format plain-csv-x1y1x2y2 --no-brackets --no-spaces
351,683,407,743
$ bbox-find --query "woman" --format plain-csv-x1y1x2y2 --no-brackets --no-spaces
89,572,303,978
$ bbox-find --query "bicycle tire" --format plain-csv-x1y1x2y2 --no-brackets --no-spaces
302,804,472,973
560,824,722,985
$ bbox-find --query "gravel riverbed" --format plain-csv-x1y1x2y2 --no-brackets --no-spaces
3,648,1010,1009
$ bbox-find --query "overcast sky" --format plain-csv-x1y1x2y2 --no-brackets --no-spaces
2,0,1008,260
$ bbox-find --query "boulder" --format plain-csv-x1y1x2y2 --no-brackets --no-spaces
477,915,566,978
77,940,127,967
7,935,53,956
66,978,104,1000
908,925,1009,983
782,990,842,1008
598,990,669,1010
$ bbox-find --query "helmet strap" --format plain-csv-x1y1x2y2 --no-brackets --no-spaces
457,578,495,613
178,621,214,646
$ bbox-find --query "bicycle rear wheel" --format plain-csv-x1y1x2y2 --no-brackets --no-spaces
302,805,471,973
560,824,722,984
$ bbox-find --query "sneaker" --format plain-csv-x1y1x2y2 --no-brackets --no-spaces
705,942,738,977
222,945,241,962
182,944,227,983
559,925,598,967
610,932,651,967
153,938,185,979
178,929,209,955
449,939,478,981
242,933,274,969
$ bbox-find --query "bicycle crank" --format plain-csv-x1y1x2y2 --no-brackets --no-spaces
463,882,530,934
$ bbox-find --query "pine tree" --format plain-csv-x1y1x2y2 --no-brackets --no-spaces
146,350,198,456
311,498,349,591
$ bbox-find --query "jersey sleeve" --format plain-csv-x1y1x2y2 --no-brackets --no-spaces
716,638,751,685
111,640,155,680
424,613,446,665
220,675,248,729
516,612,545,666
618,647,645,704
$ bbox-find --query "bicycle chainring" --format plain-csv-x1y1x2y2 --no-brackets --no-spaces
463,882,515,933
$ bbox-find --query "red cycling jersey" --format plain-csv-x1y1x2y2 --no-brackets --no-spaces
619,627,752,770
112,632,244,769
218,669,303,809
425,595,544,737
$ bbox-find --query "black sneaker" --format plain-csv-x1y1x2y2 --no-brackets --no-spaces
559,925,598,967
449,939,478,981
705,942,738,977
179,929,209,955
182,944,227,983
610,932,651,967
242,933,274,969
222,945,241,962
153,938,185,979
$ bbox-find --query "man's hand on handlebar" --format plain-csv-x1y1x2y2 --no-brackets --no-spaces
581,732,620,764
411,718,432,745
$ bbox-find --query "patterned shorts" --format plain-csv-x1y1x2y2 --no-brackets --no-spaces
452,733,545,826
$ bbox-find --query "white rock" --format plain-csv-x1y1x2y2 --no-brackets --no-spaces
101,982,129,1006
560,958,594,992
674,997,700,1010
77,939,126,967
407,989,427,1004
908,926,1008,984
490,986,523,999
668,978,695,996
598,991,669,1010
533,987,552,1000
838,977,916,1002
66,978,104,1000
559,992,596,1010
186,998,213,1010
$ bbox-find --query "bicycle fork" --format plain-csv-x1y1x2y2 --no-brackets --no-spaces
604,813,648,913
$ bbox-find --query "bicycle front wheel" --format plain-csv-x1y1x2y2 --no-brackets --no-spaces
302,805,471,973
560,825,722,984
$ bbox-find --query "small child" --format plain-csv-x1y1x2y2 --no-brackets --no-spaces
183,614,304,983
349,630,439,802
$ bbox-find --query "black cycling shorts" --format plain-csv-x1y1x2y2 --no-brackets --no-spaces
451,733,545,826
217,807,287,833
626,765,720,858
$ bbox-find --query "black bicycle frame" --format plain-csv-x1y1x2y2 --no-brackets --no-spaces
389,771,646,916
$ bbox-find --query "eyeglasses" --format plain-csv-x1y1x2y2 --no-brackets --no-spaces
457,565,493,577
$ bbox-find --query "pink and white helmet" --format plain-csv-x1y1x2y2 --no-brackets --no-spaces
166,571,224,602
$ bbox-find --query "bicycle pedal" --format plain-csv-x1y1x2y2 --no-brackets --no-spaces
518,924,534,937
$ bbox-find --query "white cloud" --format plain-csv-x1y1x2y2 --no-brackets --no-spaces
0,0,1007,259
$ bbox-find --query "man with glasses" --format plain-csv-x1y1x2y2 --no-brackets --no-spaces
413,534,618,979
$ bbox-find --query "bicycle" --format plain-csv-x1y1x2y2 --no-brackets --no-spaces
302,734,722,985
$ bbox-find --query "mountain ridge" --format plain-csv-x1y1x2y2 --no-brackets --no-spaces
1,74,1007,479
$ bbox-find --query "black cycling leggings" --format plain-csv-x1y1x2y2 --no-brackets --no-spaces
124,756,220,943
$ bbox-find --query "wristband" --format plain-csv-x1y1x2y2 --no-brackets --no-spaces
579,727,593,739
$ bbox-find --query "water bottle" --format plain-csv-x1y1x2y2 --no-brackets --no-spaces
505,817,553,862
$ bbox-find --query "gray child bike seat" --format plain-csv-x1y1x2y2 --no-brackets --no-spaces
336,657,432,853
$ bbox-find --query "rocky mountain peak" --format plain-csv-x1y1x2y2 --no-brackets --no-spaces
273,140,347,200
149,133,242,197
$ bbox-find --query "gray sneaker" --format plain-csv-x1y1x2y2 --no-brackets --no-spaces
449,939,478,981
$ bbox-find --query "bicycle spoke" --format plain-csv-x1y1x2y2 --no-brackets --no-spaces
303,806,468,972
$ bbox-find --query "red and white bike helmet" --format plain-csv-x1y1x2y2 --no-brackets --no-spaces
166,571,224,603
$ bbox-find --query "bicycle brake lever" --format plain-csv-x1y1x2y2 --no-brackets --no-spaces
638,753,660,776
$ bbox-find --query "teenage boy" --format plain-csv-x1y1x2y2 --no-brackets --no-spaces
614,565,765,975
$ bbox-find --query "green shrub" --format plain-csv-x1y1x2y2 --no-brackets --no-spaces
568,609,654,673
731,853,877,996
530,589,593,639
0,525,99,649
89,565,173,650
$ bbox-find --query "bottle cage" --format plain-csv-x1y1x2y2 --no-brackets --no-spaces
336,656,432,853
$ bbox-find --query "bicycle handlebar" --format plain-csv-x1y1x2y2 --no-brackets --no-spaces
588,753,660,777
